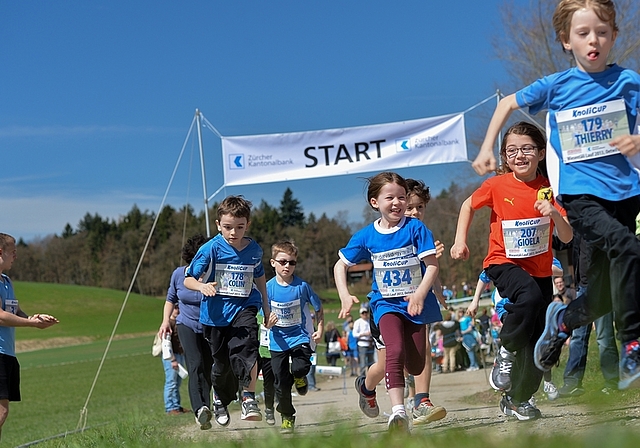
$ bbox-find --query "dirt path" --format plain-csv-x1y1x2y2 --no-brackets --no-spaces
176,367,640,441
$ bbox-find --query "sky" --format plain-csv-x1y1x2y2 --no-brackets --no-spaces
1,0,521,242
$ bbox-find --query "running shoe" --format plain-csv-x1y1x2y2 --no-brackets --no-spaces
213,401,230,427
544,381,559,401
534,301,568,371
280,415,295,434
294,376,308,396
500,395,541,421
558,384,585,398
265,408,276,426
240,398,262,421
387,411,410,432
490,346,516,392
412,398,447,424
354,375,379,418
196,405,213,430
619,339,640,390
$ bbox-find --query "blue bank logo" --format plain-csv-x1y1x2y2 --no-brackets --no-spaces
395,138,411,152
229,154,245,169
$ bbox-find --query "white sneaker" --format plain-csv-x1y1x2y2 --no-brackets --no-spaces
387,411,410,432
544,381,559,401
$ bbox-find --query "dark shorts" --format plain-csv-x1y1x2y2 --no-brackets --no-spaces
0,354,21,402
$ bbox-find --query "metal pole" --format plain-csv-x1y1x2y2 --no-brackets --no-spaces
195,109,211,237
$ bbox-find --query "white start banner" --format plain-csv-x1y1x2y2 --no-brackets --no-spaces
220,113,468,186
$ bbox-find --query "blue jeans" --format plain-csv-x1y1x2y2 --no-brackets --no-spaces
358,345,375,376
306,361,317,389
563,288,619,388
463,334,479,368
162,353,185,412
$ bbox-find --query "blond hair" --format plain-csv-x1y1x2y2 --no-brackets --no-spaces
552,0,618,52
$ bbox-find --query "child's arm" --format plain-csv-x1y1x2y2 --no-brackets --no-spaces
333,259,360,319
611,134,640,157
0,306,58,329
534,200,573,244
472,94,520,175
405,254,439,316
432,277,448,307
467,277,487,318
312,306,325,343
254,274,272,324
184,276,217,296
450,196,475,260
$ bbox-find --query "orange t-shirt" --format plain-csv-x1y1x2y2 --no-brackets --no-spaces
471,173,566,277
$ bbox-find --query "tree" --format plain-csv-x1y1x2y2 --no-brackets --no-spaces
279,188,305,228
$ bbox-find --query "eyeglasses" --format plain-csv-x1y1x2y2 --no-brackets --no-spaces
505,145,538,159
274,259,297,266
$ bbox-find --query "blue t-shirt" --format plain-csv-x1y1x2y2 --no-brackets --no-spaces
0,274,18,357
338,216,441,326
186,234,265,327
516,64,640,201
167,266,205,333
267,275,322,352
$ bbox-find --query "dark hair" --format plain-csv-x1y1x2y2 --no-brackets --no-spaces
217,195,252,221
366,172,408,211
182,234,207,264
406,178,431,205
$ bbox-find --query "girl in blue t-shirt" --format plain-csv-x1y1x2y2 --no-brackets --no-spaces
334,172,440,432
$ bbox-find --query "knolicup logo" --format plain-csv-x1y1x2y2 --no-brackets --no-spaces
395,138,411,152
229,154,244,169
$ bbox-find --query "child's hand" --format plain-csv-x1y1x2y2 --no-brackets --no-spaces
200,282,217,296
472,147,497,175
450,242,469,260
338,294,359,319
311,329,322,344
405,294,424,316
611,134,640,157
434,240,445,259
534,199,557,218
467,301,478,317
265,312,278,329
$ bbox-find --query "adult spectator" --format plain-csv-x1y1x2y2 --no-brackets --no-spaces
553,276,576,305
352,307,374,375
158,234,214,430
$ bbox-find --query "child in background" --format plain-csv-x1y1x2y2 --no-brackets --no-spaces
161,305,189,415
257,310,276,426
451,122,572,420
335,172,441,431
472,0,640,390
266,241,324,434
184,195,271,428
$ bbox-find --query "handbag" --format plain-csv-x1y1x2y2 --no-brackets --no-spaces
327,340,341,354
151,334,162,357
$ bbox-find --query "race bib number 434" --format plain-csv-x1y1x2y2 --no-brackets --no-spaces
373,257,423,298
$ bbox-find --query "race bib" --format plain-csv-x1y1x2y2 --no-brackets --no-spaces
373,256,423,298
556,99,629,163
259,324,270,347
4,299,18,315
271,299,302,327
214,263,254,297
502,217,550,258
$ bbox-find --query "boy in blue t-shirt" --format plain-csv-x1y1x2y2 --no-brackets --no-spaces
472,0,640,390
184,196,271,428
265,241,324,434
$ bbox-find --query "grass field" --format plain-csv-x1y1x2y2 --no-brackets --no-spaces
5,281,640,447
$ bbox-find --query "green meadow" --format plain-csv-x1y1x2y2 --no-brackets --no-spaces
5,282,640,447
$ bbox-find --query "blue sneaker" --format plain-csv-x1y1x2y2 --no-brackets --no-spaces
619,340,640,390
534,301,568,371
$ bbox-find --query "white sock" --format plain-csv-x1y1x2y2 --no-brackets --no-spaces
391,404,406,415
